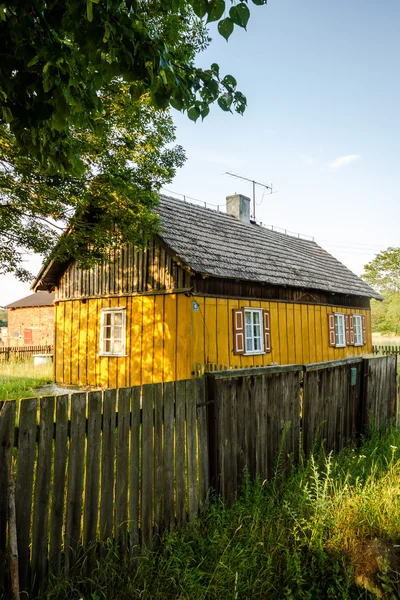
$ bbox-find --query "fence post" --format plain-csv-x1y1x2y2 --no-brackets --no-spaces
359,358,369,437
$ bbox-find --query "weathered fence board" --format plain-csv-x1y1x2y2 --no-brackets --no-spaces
0,345,53,361
0,400,16,595
16,398,37,593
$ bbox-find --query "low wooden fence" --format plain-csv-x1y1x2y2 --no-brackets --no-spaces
0,345,53,361
0,355,398,598
0,380,208,598
372,344,400,356
206,355,398,499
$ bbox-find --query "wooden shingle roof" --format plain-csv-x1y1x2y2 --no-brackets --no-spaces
157,195,381,300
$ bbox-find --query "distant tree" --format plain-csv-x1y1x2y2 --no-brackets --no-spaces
0,0,266,174
362,247,400,294
0,308,7,327
363,248,400,334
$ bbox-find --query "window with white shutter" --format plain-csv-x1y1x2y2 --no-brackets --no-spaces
353,314,363,346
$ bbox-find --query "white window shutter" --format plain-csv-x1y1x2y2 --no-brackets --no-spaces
232,308,245,355
263,309,271,352
328,314,336,347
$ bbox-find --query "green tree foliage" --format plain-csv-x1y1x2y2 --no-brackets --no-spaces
363,248,400,334
0,85,185,280
0,0,266,174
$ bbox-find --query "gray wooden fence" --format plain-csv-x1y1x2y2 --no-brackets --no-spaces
0,355,398,598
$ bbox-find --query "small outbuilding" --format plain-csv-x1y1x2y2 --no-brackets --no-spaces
5,291,55,347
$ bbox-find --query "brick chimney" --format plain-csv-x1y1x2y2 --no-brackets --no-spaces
226,194,251,224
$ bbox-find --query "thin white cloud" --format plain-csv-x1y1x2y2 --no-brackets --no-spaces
300,154,316,166
329,154,361,170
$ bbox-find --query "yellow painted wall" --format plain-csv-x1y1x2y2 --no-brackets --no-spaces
54,294,372,387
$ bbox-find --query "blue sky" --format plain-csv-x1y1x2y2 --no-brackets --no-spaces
1,0,399,306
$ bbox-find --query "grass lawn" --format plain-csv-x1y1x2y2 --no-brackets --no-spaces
0,360,53,400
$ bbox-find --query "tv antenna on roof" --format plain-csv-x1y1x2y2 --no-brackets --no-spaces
225,172,273,220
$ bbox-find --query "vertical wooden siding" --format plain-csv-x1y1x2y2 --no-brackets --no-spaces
55,294,371,387
56,239,191,300
191,296,372,371
55,294,193,386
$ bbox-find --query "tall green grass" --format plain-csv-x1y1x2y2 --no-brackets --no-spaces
46,428,400,600
0,360,53,400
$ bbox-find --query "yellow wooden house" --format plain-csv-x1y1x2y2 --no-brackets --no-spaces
33,194,381,388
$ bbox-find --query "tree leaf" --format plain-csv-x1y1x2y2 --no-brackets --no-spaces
188,106,201,122
252,0,267,5
27,55,40,68
218,17,234,41
211,63,220,77
217,92,233,111
201,105,210,120
222,74,237,90
229,3,250,29
87,0,93,22
191,0,209,19
207,0,225,23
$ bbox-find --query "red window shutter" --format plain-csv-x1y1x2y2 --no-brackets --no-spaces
328,313,336,347
345,315,350,345
232,308,245,355
263,310,271,352
349,315,355,345
362,315,367,345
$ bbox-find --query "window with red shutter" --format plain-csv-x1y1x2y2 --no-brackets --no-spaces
328,314,336,347
362,315,367,345
263,309,271,352
232,308,245,355
349,315,355,345
345,315,350,345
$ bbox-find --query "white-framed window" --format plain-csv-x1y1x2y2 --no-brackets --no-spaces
353,314,363,346
244,308,263,354
233,307,271,355
100,307,126,356
334,313,346,347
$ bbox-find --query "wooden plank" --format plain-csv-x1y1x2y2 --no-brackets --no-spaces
100,389,116,541
0,400,16,593
153,383,164,534
65,393,86,568
129,387,141,554
209,364,303,379
196,379,209,510
15,398,37,593
163,381,175,530
83,391,102,554
49,395,69,576
175,380,186,524
115,388,131,551
305,357,363,371
186,379,199,520
141,384,154,547
31,396,55,594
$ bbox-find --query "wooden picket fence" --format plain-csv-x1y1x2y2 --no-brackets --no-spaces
0,355,398,598
0,345,53,361
372,344,400,356
0,379,208,598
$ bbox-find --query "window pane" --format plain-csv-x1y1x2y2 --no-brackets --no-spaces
114,340,122,354
114,312,123,326
103,325,112,339
104,339,111,353
114,326,122,339
104,313,112,326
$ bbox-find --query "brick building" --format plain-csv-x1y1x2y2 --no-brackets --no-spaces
5,292,55,347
